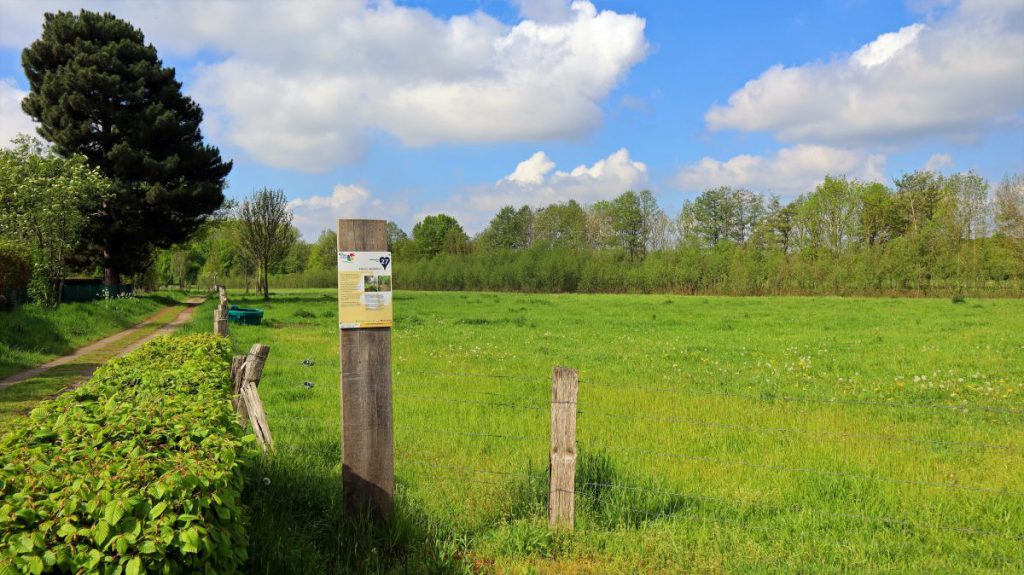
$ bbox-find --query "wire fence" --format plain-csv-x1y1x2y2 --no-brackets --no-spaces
392,366,1024,544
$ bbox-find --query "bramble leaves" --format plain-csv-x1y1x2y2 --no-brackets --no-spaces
0,335,249,574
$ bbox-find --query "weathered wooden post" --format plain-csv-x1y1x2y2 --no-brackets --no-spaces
214,307,229,337
549,366,578,529
213,285,230,337
235,344,269,421
337,219,394,517
236,344,272,452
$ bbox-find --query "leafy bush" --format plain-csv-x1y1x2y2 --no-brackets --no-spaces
0,335,249,574
0,241,31,311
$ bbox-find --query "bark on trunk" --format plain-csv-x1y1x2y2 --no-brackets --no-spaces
104,267,120,287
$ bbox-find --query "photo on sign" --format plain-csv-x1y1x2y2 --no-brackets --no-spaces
364,275,392,292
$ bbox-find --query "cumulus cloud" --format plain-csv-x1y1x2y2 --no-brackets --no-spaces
0,79,37,147
705,0,1024,145
0,1,648,172
420,148,648,233
675,145,886,196
288,184,410,241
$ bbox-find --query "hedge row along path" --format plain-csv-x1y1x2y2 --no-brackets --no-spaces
0,297,204,422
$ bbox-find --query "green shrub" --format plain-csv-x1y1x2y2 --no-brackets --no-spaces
0,241,31,311
0,335,249,574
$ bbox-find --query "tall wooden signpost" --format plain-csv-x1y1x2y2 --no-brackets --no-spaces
337,219,394,516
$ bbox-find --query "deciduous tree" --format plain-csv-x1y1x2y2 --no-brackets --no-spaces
235,188,294,300
0,135,111,306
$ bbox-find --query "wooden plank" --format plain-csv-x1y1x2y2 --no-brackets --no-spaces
230,355,245,409
338,219,394,517
240,381,274,452
236,344,269,424
549,366,578,529
214,305,229,337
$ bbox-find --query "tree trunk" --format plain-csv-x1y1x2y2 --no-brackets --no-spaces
104,266,120,287
262,264,269,300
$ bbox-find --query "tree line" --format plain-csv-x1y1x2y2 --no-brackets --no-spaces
155,169,1022,298
392,172,1023,296
2,10,1021,303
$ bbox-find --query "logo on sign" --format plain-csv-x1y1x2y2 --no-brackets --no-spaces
340,252,355,263
379,256,390,270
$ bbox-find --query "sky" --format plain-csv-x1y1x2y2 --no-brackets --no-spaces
0,0,1022,239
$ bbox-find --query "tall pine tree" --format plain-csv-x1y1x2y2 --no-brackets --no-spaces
21,10,231,284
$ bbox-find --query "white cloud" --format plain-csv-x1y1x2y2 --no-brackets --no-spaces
514,0,575,23
705,1,1024,145
421,148,648,233
288,183,410,241
924,152,953,172
675,145,886,196
0,79,37,147
0,1,648,172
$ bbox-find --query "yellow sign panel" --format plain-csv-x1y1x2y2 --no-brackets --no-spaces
338,250,392,329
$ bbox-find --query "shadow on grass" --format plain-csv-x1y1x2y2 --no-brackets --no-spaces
244,450,472,575
0,311,74,360
503,447,699,531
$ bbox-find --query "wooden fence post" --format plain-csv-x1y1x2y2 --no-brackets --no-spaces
213,285,229,337
214,307,229,337
338,219,394,517
549,366,578,530
236,344,269,426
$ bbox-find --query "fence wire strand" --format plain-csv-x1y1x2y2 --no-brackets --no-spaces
398,369,546,384
394,390,550,411
397,426,548,442
582,380,1023,416
583,443,1021,496
555,482,1023,541
580,406,1021,454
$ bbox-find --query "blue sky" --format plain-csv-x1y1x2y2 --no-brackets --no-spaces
1,0,1022,239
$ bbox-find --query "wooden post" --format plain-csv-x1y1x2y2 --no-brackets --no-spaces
230,354,245,405
240,381,274,452
236,344,269,423
549,366,578,530
338,219,394,517
214,306,229,337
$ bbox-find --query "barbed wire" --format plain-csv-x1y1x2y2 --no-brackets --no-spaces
397,368,546,384
394,391,551,411
398,467,1023,542
393,383,549,406
560,481,1024,541
396,426,548,443
579,406,1021,454
581,442,1021,496
397,457,545,481
581,380,1023,416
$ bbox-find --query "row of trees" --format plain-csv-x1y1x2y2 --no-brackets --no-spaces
388,171,1023,295
160,169,1022,298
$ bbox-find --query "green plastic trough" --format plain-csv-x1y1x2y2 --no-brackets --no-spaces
228,305,264,326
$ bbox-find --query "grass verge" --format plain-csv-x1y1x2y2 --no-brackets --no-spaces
0,291,186,379
0,302,189,427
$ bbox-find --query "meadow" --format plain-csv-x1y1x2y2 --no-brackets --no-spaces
180,289,1024,574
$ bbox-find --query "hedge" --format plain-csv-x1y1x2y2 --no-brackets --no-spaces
0,335,249,574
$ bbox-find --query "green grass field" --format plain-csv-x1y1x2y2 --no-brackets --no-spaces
181,289,1024,574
